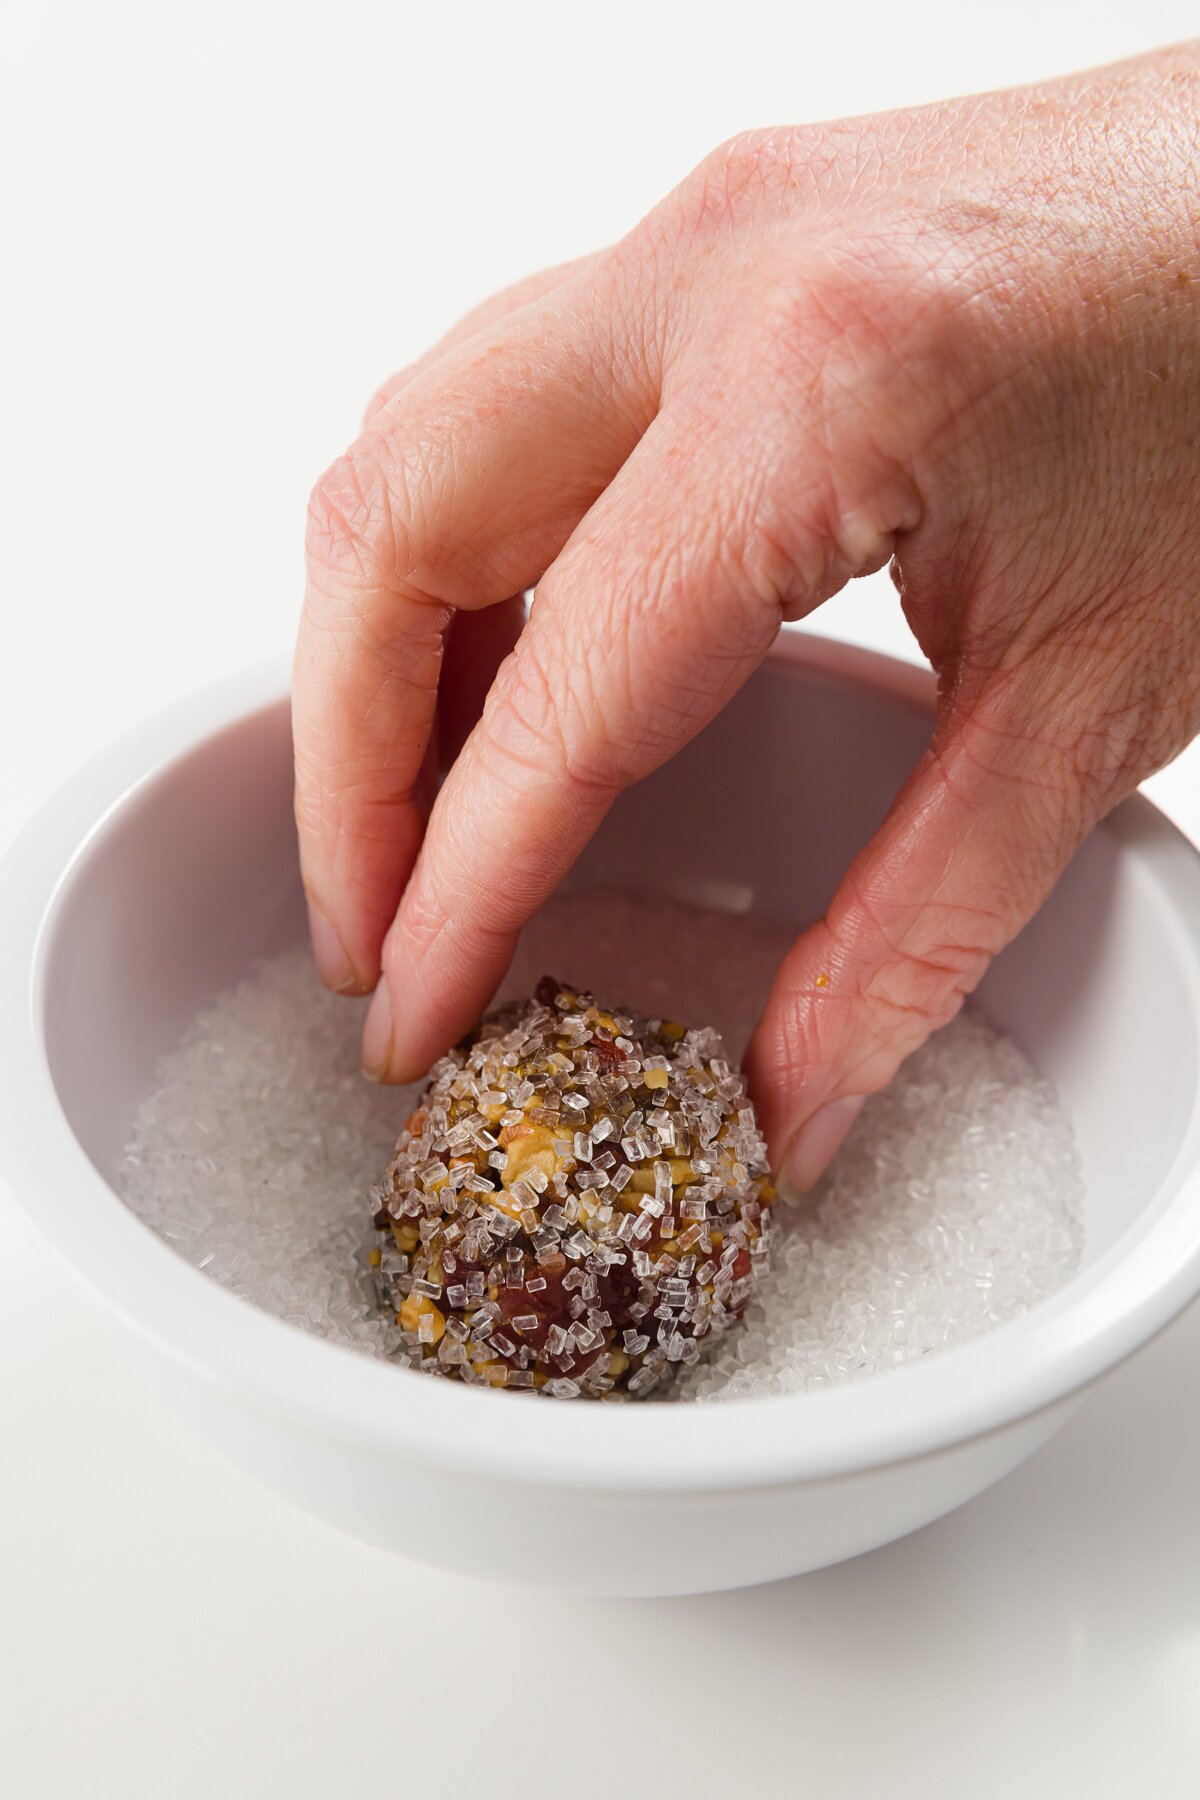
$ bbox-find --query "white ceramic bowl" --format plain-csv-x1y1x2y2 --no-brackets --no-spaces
3,635,1200,1597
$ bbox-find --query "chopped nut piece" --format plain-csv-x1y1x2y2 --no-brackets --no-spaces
371,976,773,1398
498,1121,563,1186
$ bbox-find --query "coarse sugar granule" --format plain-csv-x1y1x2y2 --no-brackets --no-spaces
119,890,1085,1401
370,978,773,1396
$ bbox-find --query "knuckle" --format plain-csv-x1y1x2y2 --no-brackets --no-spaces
291,763,328,870
389,877,448,969
761,885,997,1110
388,852,517,979
481,640,564,773
649,133,784,282
634,131,802,305
855,933,987,1029
666,122,881,264
306,438,404,590
829,872,999,1037
292,760,422,911
765,980,850,1097
734,491,831,614
361,369,410,426
681,129,819,234
687,132,771,227
482,622,619,802
759,958,910,1112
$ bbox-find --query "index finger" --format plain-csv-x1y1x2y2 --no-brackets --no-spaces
360,401,796,1081
293,274,653,993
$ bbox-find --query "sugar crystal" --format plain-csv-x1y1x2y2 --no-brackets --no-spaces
118,890,1085,1406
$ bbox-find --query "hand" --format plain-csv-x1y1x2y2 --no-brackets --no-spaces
293,43,1200,1193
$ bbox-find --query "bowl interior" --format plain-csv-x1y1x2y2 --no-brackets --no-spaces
40,648,1200,1278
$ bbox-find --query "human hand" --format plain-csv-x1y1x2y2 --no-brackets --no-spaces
294,43,1200,1193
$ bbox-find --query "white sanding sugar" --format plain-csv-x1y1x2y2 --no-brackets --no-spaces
119,889,1085,1400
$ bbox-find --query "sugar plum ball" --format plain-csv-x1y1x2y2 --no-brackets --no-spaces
370,977,775,1398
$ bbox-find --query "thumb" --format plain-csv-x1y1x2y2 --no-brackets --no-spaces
744,698,1093,1193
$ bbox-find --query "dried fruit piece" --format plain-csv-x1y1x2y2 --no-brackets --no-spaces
369,977,774,1399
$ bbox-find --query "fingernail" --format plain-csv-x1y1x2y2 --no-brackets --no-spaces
307,901,356,993
783,1095,866,1194
362,980,393,1080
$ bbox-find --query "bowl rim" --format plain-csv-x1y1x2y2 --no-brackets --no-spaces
3,633,1200,1497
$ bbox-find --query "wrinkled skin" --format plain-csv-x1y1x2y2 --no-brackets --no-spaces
294,43,1200,1192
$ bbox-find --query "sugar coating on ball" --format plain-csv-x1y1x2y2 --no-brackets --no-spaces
370,977,775,1398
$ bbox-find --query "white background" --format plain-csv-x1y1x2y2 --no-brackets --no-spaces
3,2,1199,1793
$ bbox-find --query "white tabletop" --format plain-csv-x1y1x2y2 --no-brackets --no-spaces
4,3,1199,1792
